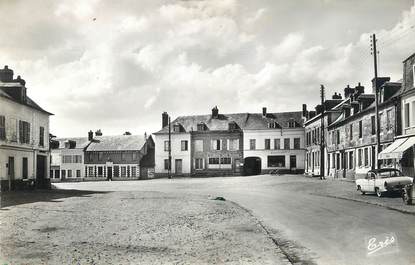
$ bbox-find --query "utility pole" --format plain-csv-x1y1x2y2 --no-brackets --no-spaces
371,33,381,169
320,85,325,180
168,116,172,179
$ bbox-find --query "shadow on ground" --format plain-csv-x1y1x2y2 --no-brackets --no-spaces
0,189,110,208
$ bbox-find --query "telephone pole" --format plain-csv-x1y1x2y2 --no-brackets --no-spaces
320,85,325,179
168,116,172,179
371,33,381,169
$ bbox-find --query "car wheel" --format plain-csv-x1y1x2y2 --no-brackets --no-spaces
357,185,365,195
375,187,382,197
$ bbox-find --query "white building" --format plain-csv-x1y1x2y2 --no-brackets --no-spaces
0,65,52,191
50,137,91,181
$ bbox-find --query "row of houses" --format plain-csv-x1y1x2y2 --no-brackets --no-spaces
305,53,415,180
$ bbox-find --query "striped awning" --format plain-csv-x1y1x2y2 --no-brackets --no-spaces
378,136,415,160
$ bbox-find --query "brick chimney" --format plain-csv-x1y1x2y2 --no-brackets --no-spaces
95,129,102,136
0,65,13,82
344,85,354,98
372,77,390,93
354,82,364,95
262,107,267,117
212,106,219,119
302,104,308,118
88,130,93,141
162,112,169,128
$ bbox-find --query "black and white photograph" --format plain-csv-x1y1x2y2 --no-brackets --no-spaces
1,0,415,264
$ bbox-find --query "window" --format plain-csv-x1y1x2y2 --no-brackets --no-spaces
195,158,204,169
74,155,82,163
349,151,354,169
121,167,126,177
22,157,28,179
173,124,181,132
336,153,340,170
62,155,72,163
211,139,222,150
62,170,66,178
220,157,231,164
76,170,81,178
294,138,300,149
288,120,295,128
265,139,270,150
98,167,103,176
268,156,285,167
197,123,205,131
164,140,169,151
359,120,363,138
181,140,188,151
132,152,137,160
131,167,137,177
121,153,126,161
386,109,392,130
405,103,410,128
67,170,72,178
19,120,30,144
349,124,353,140
268,122,278,128
208,157,220,164
39,126,44,147
54,169,60,179
114,166,120,177
358,149,362,167
364,148,369,166
98,152,103,161
229,139,239,151
249,139,256,150
164,159,170,170
371,116,375,135
0,115,5,140
194,140,203,152
284,138,290,149
274,139,280,149
336,130,340,145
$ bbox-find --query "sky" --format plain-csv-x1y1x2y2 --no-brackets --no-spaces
0,0,414,137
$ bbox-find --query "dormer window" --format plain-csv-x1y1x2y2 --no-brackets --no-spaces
268,122,278,128
288,119,296,128
173,124,181,132
197,123,206,131
345,108,350,118
228,122,237,130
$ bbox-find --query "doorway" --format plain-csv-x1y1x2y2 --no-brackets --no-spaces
244,157,262,175
175,159,182,174
8,157,15,190
107,167,113,180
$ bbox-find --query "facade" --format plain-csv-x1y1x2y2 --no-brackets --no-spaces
0,65,52,191
84,133,155,180
154,107,305,177
326,80,401,180
304,98,343,176
50,137,91,181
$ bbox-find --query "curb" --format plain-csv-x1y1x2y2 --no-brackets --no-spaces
315,193,415,216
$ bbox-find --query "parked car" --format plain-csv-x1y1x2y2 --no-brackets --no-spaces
356,168,413,197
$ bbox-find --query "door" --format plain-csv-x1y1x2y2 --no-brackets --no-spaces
36,155,46,180
8,157,15,190
175,159,182,174
290,155,297,169
22,157,28,179
107,167,113,179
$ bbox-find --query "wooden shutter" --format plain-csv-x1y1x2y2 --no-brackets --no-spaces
0,116,5,140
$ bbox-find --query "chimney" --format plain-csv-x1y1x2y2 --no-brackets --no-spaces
372,77,390,93
0,65,14,82
14,75,26,86
315,104,322,115
344,85,354,98
262,107,267,117
144,132,147,140
88,130,93,141
212,106,219,119
302,104,308,117
162,112,169,128
354,82,364,95
95,129,102,136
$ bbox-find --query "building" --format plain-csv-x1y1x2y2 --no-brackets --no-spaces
154,107,305,177
304,96,343,177
84,132,155,180
50,137,91,181
326,80,401,180
242,108,305,174
0,65,53,191
379,53,415,176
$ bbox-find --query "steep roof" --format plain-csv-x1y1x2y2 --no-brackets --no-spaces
86,135,147,152
0,83,53,115
54,137,91,149
154,111,303,134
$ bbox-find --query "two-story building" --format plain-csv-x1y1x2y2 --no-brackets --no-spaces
0,65,53,191
84,133,155,180
327,80,401,180
50,137,91,181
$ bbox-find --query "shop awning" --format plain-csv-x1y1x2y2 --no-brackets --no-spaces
378,136,415,160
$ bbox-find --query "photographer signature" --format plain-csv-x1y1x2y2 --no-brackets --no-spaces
367,235,396,255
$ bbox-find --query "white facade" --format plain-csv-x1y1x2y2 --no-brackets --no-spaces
243,128,305,172
0,86,51,190
50,148,85,180
154,133,191,175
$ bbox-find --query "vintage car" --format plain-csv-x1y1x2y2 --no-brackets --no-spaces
356,168,413,197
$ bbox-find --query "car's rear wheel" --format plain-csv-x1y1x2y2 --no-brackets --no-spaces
375,187,382,197
357,185,365,195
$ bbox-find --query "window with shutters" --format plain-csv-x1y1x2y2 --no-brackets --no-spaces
264,139,270,150
274,139,280,149
39,126,45,146
181,140,188,151
294,138,300,149
19,120,30,144
249,139,256,150
0,115,5,140
284,138,290,149
211,139,221,150
164,140,170,151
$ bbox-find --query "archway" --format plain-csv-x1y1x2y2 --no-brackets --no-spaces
244,157,262,175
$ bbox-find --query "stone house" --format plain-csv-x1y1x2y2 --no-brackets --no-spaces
327,80,401,180
0,65,53,191
84,133,155,180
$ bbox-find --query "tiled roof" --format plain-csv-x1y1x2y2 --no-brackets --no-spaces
154,111,303,134
55,137,91,149
86,135,147,152
0,84,53,115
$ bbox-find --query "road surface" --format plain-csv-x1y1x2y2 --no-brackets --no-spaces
56,174,415,265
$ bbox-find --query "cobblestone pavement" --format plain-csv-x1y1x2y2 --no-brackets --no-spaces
0,190,291,265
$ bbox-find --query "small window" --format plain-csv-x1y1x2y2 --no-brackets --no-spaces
173,124,181,132
197,123,205,131
249,139,256,150
265,139,270,150
76,170,81,178
164,140,169,151
274,139,280,149
284,138,290,149
39,126,44,147
0,115,6,140
181,140,188,151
